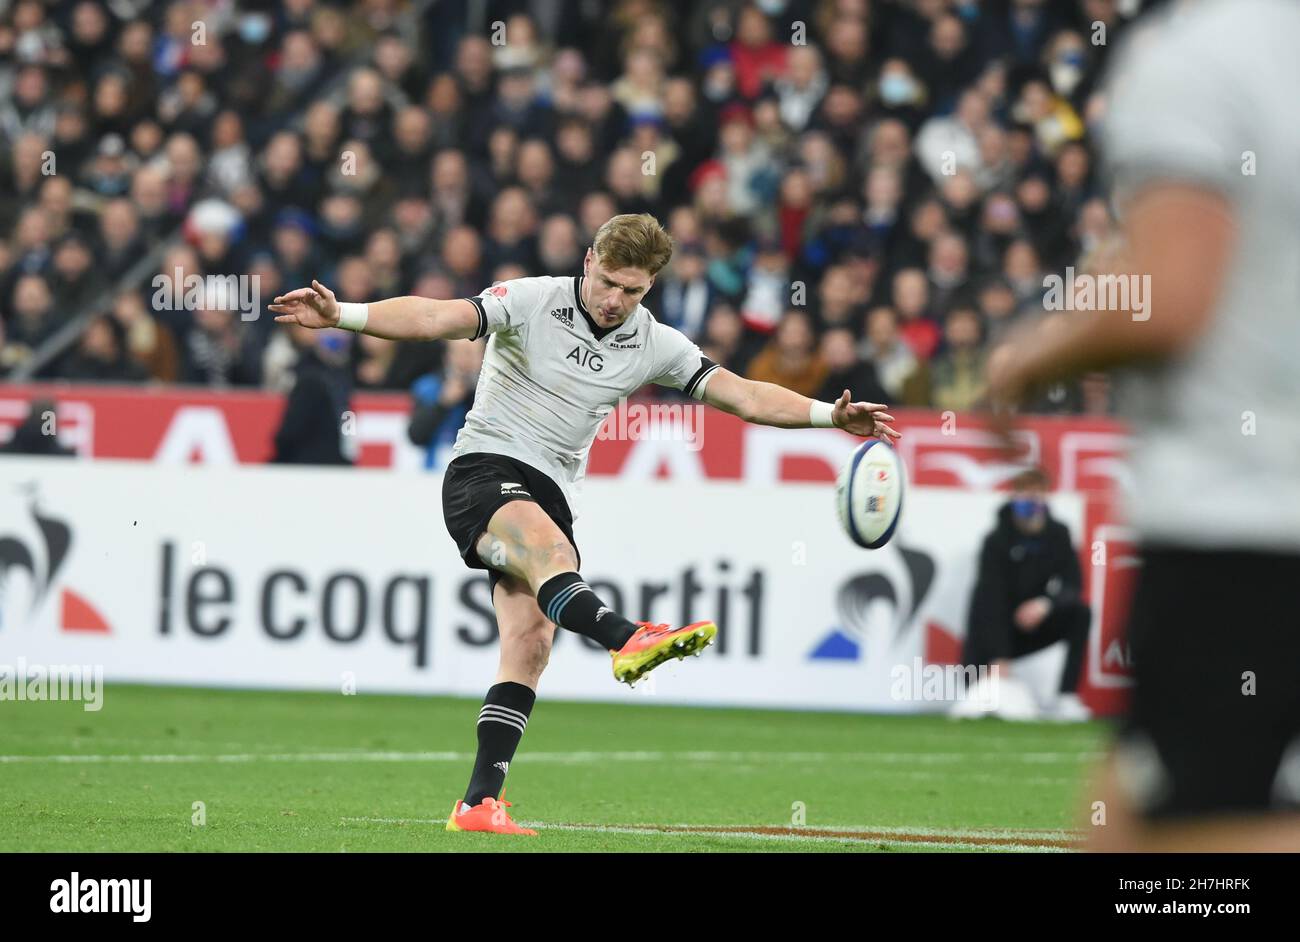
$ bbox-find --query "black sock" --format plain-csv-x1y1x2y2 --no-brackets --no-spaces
536,572,639,650
463,681,536,807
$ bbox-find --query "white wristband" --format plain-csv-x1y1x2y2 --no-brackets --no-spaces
810,400,836,428
336,302,369,331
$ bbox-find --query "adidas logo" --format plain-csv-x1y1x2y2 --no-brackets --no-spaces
493,761,510,775
550,306,574,326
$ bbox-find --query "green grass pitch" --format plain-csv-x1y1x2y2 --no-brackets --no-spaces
0,685,1107,852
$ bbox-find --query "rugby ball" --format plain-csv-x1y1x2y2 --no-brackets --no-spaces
835,439,905,549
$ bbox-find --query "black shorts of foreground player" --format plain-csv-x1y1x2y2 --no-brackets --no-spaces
270,213,900,835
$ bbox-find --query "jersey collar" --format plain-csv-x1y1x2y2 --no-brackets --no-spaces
574,274,621,341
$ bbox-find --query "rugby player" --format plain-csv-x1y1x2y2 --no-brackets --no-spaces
987,0,1300,850
270,213,900,835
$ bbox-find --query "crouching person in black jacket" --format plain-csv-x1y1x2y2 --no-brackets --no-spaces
963,467,1092,720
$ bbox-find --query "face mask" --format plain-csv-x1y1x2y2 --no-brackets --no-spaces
92,174,130,197
1011,498,1043,520
319,332,350,356
1050,63,1082,96
1051,50,1086,95
879,74,916,107
239,14,272,45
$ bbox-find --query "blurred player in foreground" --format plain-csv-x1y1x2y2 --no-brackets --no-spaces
270,213,899,835
987,0,1300,850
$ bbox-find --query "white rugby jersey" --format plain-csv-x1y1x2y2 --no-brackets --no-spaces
451,274,720,510
1103,0,1300,551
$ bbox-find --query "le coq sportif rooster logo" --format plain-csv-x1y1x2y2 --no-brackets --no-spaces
810,545,935,661
0,484,108,633
0,485,71,617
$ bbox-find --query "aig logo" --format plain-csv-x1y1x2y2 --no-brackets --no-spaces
566,346,604,372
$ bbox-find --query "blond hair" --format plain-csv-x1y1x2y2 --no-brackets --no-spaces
592,213,674,276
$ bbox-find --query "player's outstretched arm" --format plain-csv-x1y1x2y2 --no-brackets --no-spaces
268,280,480,341
701,368,900,442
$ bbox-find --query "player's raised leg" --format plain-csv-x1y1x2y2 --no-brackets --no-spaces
479,500,716,684
446,573,550,836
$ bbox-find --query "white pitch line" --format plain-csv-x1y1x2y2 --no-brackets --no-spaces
24,735,312,750
0,749,1080,787
0,749,1100,765
0,751,472,764
338,816,1074,852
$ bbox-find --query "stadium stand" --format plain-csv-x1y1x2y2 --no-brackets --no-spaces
1,0,1151,417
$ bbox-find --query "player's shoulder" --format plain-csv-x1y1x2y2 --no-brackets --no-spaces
1113,0,1279,76
482,274,574,301
1187,0,1300,37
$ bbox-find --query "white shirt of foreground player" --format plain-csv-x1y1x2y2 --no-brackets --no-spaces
1102,0,1300,551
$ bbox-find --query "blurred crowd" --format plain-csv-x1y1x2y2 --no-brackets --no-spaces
1,0,1162,421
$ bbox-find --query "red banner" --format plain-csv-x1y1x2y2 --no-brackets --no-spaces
1,382,1128,485
0,382,413,466
2,381,1133,713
